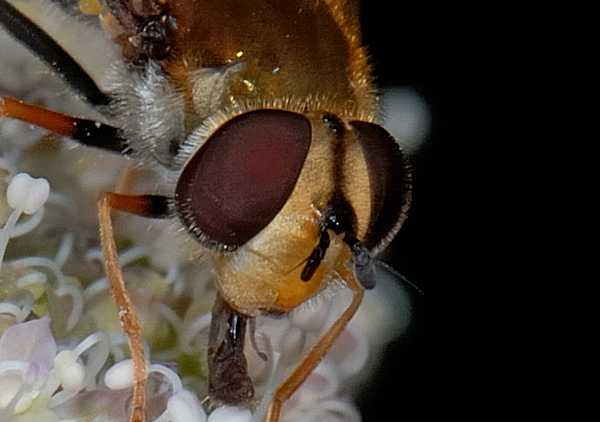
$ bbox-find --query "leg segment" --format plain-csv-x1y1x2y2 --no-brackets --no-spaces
98,194,147,422
1,97,127,154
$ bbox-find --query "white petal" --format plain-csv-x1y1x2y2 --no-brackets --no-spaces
6,173,50,215
104,359,135,390
208,406,252,422
0,316,56,374
166,390,207,422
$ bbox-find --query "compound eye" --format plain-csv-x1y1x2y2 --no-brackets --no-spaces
176,110,312,249
349,121,411,251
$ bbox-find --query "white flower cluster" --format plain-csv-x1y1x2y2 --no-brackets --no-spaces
0,148,411,422
0,163,228,421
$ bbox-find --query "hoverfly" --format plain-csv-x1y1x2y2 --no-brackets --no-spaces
0,0,411,420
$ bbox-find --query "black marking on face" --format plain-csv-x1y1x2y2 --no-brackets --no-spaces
301,193,357,282
301,229,330,282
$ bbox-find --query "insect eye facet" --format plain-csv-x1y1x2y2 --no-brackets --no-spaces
349,121,411,251
176,109,312,249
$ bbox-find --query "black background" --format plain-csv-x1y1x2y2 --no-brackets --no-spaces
357,3,591,420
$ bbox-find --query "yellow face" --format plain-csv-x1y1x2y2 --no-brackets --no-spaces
204,112,373,314
173,105,411,314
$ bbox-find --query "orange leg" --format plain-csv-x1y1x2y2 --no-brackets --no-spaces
98,194,147,422
266,266,365,422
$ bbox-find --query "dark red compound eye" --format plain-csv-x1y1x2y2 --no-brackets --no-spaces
176,110,312,249
349,121,411,250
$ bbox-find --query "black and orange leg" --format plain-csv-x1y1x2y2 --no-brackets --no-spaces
0,97,128,154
